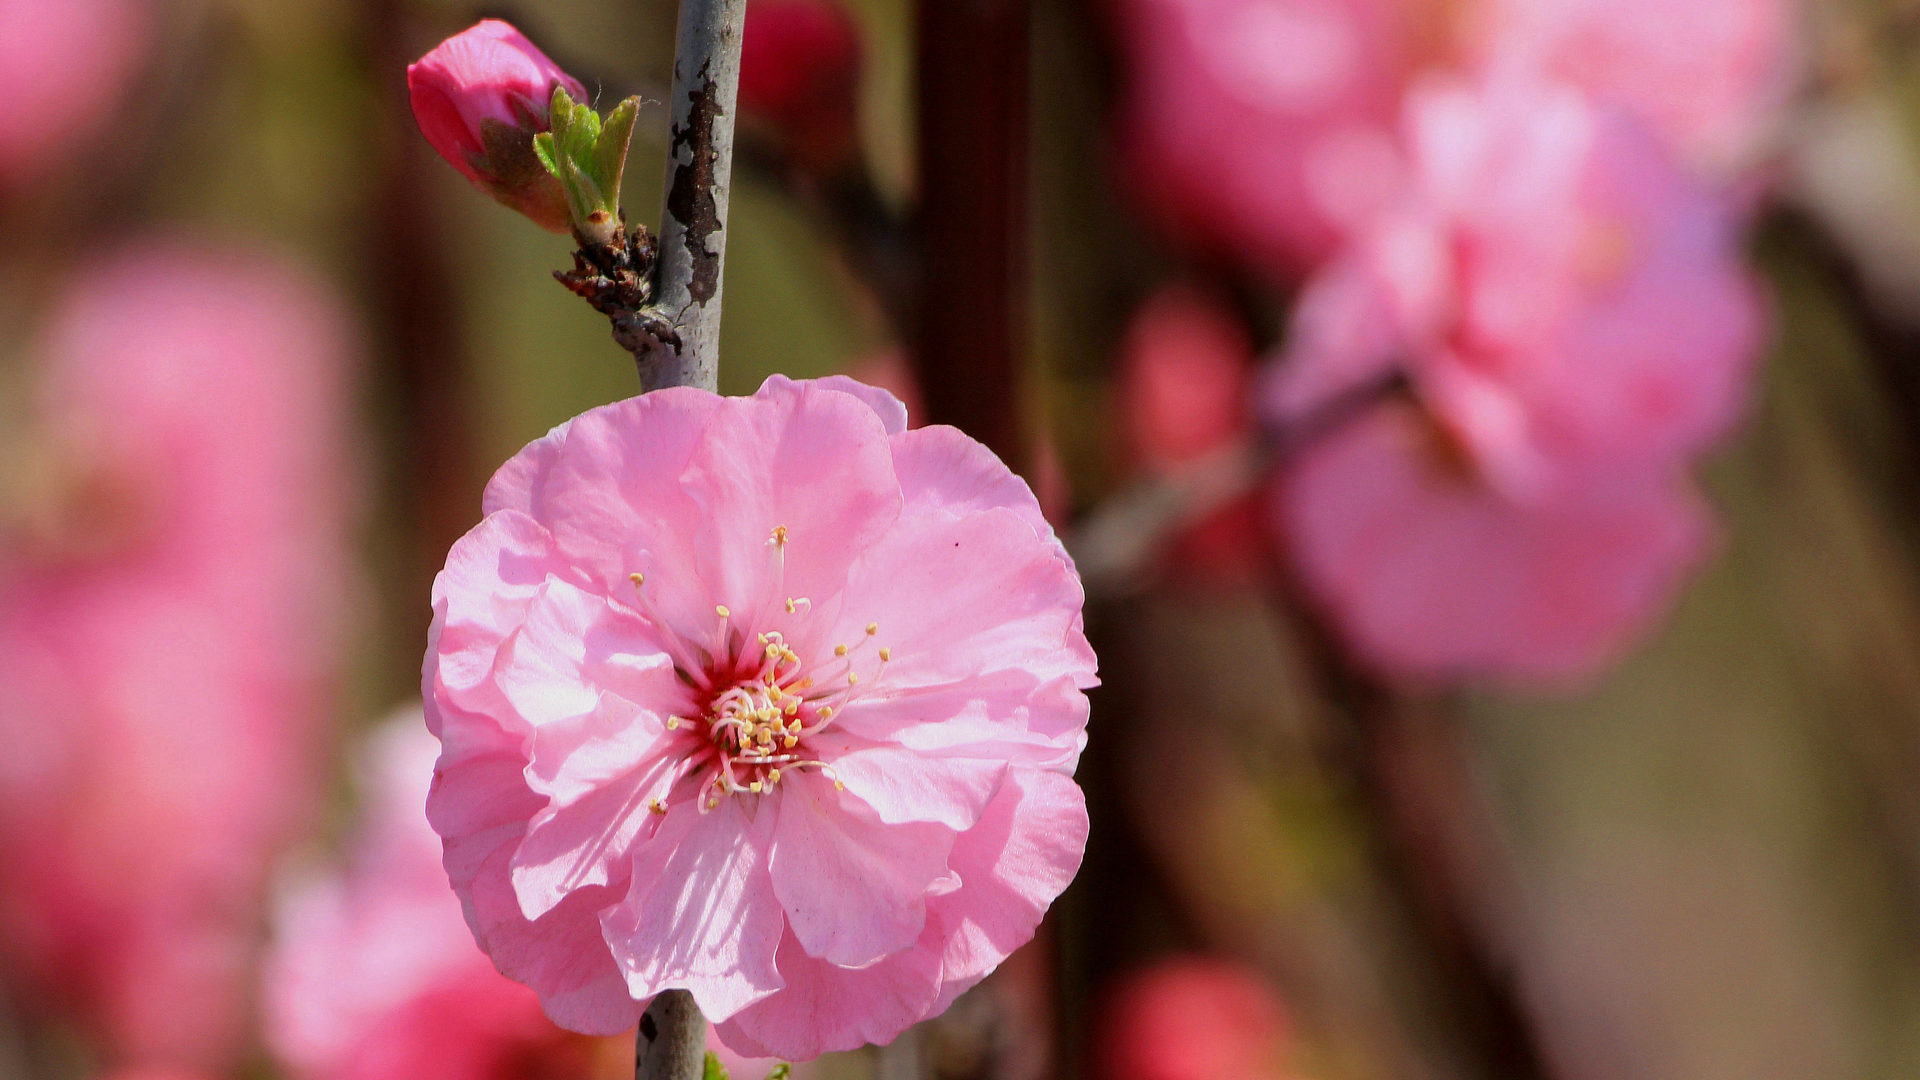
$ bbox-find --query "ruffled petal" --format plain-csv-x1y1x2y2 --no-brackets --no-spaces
680,380,903,634
928,768,1088,1013
768,775,956,967
715,927,943,1061
600,800,785,1021
830,507,1094,690
510,696,685,920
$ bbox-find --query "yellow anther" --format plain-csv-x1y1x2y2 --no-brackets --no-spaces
766,644,782,659
716,605,731,619
648,799,667,815
819,706,834,719
666,716,682,730
847,672,859,686
799,677,814,689
783,648,799,663
865,622,878,636
749,781,763,793
785,598,796,613
878,647,892,662
629,572,646,587
784,700,799,716
783,735,798,748
833,779,846,791
768,768,782,782
770,524,789,547
835,644,848,657
707,797,719,809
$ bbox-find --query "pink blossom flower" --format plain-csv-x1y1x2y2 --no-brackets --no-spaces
1116,285,1253,472
1095,958,1294,1080
1272,403,1712,684
738,0,863,174
1261,76,1756,683
1108,0,1421,274
408,19,588,233
1269,75,1763,502
0,242,358,1069
425,376,1095,1061
0,0,148,187
1470,0,1798,177
268,714,626,1080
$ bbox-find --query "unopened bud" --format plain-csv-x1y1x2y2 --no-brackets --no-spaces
407,19,586,233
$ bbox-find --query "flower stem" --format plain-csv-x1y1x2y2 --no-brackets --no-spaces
643,0,748,394
638,989,707,1080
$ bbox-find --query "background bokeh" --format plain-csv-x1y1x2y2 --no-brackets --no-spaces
2,1,1918,1079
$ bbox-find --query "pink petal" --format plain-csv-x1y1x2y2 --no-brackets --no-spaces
804,730,1008,831
510,698,684,920
679,380,903,629
600,800,785,1021
774,373,911,434
888,424,1057,550
827,669,1089,775
1276,404,1713,685
928,768,1088,1012
490,577,683,729
832,507,1094,690
510,389,725,643
768,774,957,967
715,927,943,1061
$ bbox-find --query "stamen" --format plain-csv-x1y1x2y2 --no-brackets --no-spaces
865,622,878,636
629,572,645,587
834,644,848,657
878,647,892,662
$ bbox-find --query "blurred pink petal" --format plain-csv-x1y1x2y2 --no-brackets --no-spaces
1271,75,1763,501
1109,0,1420,273
426,375,1094,1059
408,19,586,232
268,715,628,1080
1095,957,1293,1080
0,241,358,1069
1471,0,1798,176
1273,404,1713,686
0,0,147,186
738,0,863,173
1116,285,1253,472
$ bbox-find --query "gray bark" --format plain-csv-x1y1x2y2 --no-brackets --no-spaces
643,0,748,393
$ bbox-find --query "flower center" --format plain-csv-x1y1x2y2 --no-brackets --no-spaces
627,524,893,812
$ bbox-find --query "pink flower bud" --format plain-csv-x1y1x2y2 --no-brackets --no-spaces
407,19,588,233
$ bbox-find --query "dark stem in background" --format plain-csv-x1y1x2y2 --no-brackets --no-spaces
1270,586,1567,1080
361,0,482,684
913,0,1031,471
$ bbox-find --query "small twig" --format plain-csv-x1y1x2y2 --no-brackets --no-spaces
644,0,748,393
1068,369,1407,597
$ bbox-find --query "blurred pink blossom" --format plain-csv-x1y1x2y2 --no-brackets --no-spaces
425,375,1094,1060
0,0,147,187
1115,285,1252,472
268,715,623,1080
408,19,587,232
1469,0,1798,177
0,242,358,1070
1262,76,1756,683
1108,0,1422,274
738,0,863,173
1095,957,1293,1080
1272,404,1712,684
1269,76,1763,501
